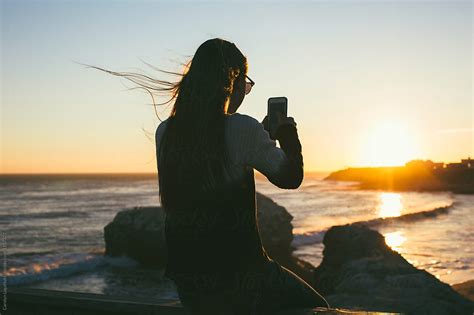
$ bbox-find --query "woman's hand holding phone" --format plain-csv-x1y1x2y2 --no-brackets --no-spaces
261,112,297,139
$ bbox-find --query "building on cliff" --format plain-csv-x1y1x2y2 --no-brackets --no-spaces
405,157,472,170
447,156,472,169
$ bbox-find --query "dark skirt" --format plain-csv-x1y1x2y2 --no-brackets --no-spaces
172,257,329,315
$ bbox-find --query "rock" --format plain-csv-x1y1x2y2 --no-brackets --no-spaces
255,193,294,259
104,206,167,267
313,224,474,314
103,192,312,282
452,280,474,301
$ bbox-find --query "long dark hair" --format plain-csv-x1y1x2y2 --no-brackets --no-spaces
79,38,248,212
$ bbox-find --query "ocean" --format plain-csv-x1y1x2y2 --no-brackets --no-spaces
1,173,472,301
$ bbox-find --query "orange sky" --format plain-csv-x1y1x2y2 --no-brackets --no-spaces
1,1,472,174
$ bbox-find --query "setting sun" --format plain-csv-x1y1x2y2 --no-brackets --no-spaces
358,121,420,167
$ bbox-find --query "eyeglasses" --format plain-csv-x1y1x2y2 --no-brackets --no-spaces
245,75,255,95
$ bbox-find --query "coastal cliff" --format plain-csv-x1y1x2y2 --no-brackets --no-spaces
325,159,474,194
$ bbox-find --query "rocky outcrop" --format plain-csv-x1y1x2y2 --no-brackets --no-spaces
104,205,167,267
255,193,294,259
104,193,473,314
104,192,313,282
313,224,474,314
453,280,474,301
254,193,316,283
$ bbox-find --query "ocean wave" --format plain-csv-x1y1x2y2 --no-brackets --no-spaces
16,186,155,198
5,250,139,286
0,210,90,221
353,202,455,228
292,202,455,247
292,230,326,247
9,250,57,258
301,180,359,190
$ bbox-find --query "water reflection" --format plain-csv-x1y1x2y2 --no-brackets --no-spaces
378,192,403,218
384,231,406,252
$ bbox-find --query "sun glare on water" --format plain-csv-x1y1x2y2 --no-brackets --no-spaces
384,231,407,251
378,192,403,218
379,193,407,252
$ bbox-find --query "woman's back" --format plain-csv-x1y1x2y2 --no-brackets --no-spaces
155,113,303,291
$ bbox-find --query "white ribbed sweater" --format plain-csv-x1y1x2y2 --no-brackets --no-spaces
155,112,303,189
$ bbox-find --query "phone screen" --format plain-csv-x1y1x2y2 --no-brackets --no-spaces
268,97,288,140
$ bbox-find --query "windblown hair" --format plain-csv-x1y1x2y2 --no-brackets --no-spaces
80,38,248,212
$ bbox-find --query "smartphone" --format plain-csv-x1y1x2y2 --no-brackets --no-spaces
268,97,288,140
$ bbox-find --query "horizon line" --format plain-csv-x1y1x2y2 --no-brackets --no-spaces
0,170,333,176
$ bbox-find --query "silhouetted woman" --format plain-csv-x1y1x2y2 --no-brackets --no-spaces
84,38,328,315
155,38,329,314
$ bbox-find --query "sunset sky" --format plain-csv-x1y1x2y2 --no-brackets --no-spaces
1,0,472,174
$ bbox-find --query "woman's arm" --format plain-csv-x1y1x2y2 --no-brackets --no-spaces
245,117,304,189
